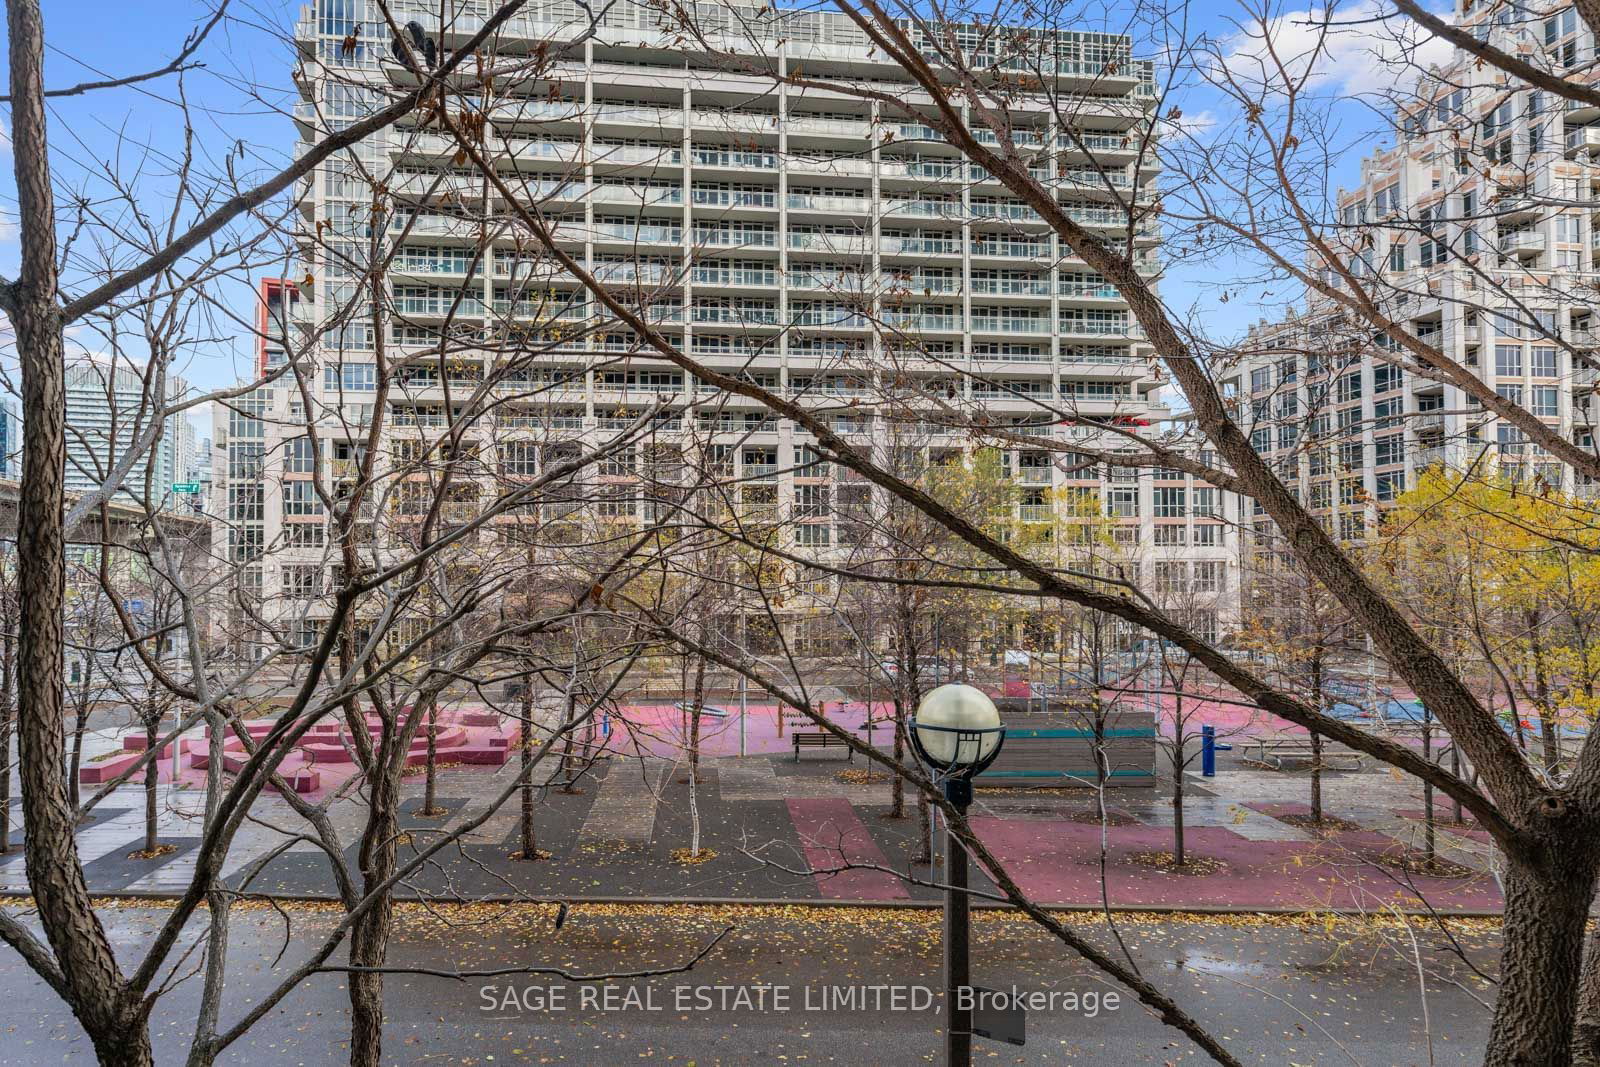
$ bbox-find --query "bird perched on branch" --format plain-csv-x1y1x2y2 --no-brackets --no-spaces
391,21,438,71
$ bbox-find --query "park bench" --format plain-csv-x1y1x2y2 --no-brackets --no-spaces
1245,735,1364,772
793,730,854,761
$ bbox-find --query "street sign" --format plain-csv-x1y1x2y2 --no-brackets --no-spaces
172,482,200,494
970,987,1026,1047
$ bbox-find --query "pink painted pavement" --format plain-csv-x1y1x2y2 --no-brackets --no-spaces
787,797,911,901
966,816,1503,911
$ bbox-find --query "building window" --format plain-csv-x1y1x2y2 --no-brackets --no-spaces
1495,345,1524,376
284,437,315,474
1192,561,1224,593
1532,386,1559,417
1153,525,1187,546
282,480,323,517
1376,471,1405,501
324,362,377,392
1153,487,1186,517
1532,347,1557,376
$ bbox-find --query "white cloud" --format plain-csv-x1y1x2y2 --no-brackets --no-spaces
1213,1,1457,98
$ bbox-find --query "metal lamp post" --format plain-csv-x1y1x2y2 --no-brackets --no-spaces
910,684,1006,1067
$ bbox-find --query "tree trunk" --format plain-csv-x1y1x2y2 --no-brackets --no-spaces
421,697,439,815
1529,614,1562,775
0,616,14,853
1172,741,1186,866
1421,706,1435,868
519,681,537,860
687,655,707,856
144,714,160,854
1309,731,1323,824
889,694,906,819
6,0,146,1057
558,689,578,793
67,667,91,811
1308,656,1324,824
348,756,400,1067
1491,849,1597,1066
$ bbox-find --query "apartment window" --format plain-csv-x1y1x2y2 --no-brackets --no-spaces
282,480,323,517
1374,397,1402,427
324,362,377,392
1340,442,1365,469
1532,347,1558,376
500,442,538,477
1375,435,1405,466
1532,386,1559,417
285,523,325,548
1192,561,1224,593
1497,384,1525,405
1335,373,1362,403
230,526,263,562
1250,367,1272,393
1388,243,1406,272
1373,364,1403,392
1154,561,1186,592
1153,487,1187,517
229,442,264,479
1375,471,1405,501
284,436,315,474
1496,345,1524,376
1192,524,1220,546
1153,525,1187,546
228,485,263,522
1107,487,1139,517
282,565,322,598
1310,482,1332,509
1192,487,1218,517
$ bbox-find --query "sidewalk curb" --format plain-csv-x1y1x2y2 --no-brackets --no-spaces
0,887,1506,920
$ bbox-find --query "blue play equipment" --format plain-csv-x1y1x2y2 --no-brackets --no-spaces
1201,724,1232,776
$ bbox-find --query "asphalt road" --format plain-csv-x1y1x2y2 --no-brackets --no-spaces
0,903,1495,1065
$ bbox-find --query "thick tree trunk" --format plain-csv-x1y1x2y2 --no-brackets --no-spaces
1490,849,1597,1066
348,760,399,1067
0,619,14,853
6,0,148,1058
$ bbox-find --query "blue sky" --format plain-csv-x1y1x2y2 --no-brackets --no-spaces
0,0,1428,433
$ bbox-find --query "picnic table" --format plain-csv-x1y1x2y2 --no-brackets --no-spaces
1244,735,1364,771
